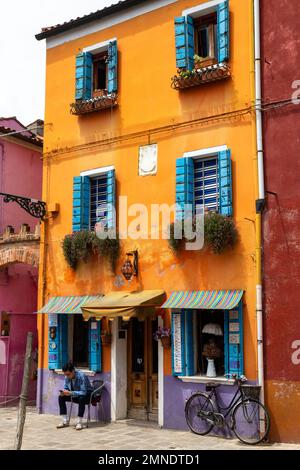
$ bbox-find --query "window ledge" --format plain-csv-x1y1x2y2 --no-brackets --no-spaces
171,63,231,90
70,93,118,115
54,369,96,377
178,375,235,385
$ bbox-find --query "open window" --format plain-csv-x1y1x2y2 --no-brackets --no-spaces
172,1,230,90
92,52,108,97
48,314,101,372
68,315,89,368
0,311,10,336
194,13,217,65
171,302,244,378
72,40,118,115
196,310,225,376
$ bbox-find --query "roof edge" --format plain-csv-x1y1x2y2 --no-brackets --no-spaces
35,0,146,41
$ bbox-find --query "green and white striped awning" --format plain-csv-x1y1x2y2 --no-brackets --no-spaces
39,295,103,314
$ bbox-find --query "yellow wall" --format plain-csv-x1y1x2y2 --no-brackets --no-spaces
39,0,257,378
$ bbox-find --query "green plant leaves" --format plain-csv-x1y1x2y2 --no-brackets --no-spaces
62,230,120,272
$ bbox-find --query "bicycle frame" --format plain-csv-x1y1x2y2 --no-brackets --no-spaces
206,385,243,419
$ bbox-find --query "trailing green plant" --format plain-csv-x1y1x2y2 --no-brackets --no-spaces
62,230,120,272
178,69,196,79
204,212,238,254
62,234,77,269
168,220,184,254
168,212,238,255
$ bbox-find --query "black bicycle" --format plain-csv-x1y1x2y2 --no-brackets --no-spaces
185,375,270,445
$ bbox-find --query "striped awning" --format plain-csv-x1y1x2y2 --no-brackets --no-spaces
38,295,103,314
161,290,243,310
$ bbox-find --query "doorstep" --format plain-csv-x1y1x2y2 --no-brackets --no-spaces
115,419,160,429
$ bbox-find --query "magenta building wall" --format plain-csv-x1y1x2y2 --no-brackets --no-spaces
0,121,42,403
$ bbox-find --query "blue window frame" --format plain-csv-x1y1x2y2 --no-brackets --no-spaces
171,304,244,378
194,157,219,213
90,174,108,230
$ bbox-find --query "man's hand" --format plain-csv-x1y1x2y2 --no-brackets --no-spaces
61,390,72,396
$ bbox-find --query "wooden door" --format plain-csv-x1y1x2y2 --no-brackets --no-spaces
127,316,158,421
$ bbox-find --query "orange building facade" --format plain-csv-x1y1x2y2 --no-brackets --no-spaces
36,0,262,434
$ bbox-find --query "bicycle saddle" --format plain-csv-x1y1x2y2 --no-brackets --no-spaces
206,383,221,390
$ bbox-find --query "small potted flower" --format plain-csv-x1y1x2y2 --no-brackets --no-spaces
154,327,171,348
101,330,112,345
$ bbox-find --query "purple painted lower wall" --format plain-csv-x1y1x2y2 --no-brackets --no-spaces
163,376,238,435
37,369,111,422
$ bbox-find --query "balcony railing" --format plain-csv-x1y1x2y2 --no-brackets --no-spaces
171,63,231,90
70,93,118,115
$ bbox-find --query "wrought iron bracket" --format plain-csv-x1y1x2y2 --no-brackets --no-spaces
0,192,46,220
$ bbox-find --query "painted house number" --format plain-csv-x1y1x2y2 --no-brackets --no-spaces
291,340,300,365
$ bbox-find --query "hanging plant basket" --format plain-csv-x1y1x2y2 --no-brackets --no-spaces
101,333,112,345
168,213,238,255
62,230,120,272
160,336,171,348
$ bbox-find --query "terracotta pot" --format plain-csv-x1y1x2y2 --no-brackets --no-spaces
195,57,216,69
93,89,107,98
160,336,171,348
101,334,112,345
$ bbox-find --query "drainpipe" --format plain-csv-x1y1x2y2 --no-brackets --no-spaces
254,0,265,404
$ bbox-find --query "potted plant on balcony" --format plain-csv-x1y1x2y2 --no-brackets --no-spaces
154,327,171,348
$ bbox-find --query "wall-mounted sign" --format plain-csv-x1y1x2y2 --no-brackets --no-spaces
229,310,239,320
229,323,240,332
49,314,58,327
229,333,240,344
173,313,183,374
139,144,158,176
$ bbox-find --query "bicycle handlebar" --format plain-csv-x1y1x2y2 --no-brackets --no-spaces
224,373,248,384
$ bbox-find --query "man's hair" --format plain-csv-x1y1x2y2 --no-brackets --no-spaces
62,361,75,373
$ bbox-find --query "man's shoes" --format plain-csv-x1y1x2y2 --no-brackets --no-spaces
56,421,69,429
75,422,83,431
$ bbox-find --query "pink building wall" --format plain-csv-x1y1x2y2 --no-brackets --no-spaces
0,122,42,402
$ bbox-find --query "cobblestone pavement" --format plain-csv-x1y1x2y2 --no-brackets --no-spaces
1,407,300,451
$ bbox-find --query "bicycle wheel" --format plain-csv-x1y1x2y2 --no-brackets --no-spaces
232,398,270,445
185,392,215,436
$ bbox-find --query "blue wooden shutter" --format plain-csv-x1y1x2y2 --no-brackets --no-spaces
175,16,195,71
48,314,68,370
217,0,230,63
186,16,195,71
224,303,244,377
75,52,93,100
72,176,91,232
176,157,194,220
107,40,118,94
89,319,102,372
185,310,195,376
171,311,186,376
106,169,116,230
218,149,232,216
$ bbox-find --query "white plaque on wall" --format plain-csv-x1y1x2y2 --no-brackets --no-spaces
138,144,158,176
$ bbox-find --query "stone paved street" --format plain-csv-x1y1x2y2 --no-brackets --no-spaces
1,407,300,450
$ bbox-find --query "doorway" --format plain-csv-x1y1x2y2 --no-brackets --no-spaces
127,317,158,422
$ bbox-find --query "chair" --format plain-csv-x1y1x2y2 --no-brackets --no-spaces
68,380,106,428
87,380,106,428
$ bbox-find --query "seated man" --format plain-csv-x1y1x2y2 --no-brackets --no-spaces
57,361,92,430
